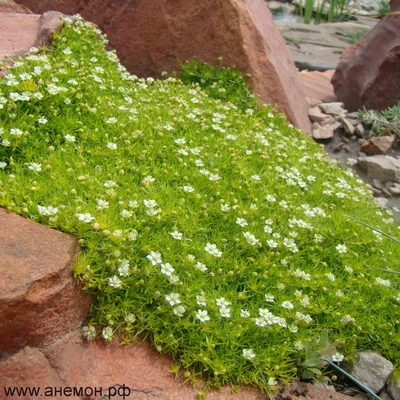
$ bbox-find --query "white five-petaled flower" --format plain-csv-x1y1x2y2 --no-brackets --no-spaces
102,326,113,341
77,213,94,223
121,209,132,218
281,301,294,310
147,251,162,265
28,163,42,172
265,294,275,303
242,348,256,360
108,275,122,288
220,203,231,212
336,244,347,254
165,293,180,306
332,352,344,363
236,218,248,227
183,185,194,193
161,263,175,277
107,142,117,150
38,116,47,124
173,305,186,317
204,243,222,258
97,199,109,210
240,309,250,318
376,277,391,287
169,231,183,240
144,199,158,208
196,309,210,323
243,232,259,246
64,134,76,142
195,262,208,272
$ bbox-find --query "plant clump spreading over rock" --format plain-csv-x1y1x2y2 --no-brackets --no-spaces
0,17,399,389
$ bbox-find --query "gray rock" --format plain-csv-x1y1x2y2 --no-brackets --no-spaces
358,156,400,183
334,142,345,152
351,135,357,141
389,186,400,196
374,197,388,208
348,158,358,167
371,188,383,196
308,107,330,123
379,390,393,400
373,179,384,190
358,138,366,145
312,124,335,140
347,111,359,119
382,188,392,197
319,102,345,116
387,376,400,400
343,351,393,393
312,380,336,392
342,118,356,135
355,123,365,137
348,118,361,126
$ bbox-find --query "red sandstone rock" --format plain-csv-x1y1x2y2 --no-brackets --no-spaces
0,0,31,13
360,135,396,155
0,347,74,399
14,0,311,133
0,209,91,354
331,0,400,111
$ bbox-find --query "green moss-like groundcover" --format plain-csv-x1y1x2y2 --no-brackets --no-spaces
1,17,399,390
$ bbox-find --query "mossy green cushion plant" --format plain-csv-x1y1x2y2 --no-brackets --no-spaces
0,16,399,391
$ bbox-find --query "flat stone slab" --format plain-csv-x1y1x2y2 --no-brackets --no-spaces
277,18,378,70
0,13,40,63
0,209,91,353
298,69,337,102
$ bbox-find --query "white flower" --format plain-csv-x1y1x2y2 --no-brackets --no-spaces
300,296,310,307
209,173,220,182
281,301,294,310
63,47,72,55
146,208,160,216
196,295,207,307
219,306,231,318
187,254,195,262
128,231,138,241
174,138,186,145
195,262,208,272
204,243,222,258
147,251,162,265
288,324,299,333
332,352,344,363
173,305,186,317
161,263,175,277
38,116,47,124
102,326,113,341
240,309,250,318
108,275,122,288
77,213,94,223
10,128,23,136
336,244,347,254
246,150,253,155
107,142,117,150
166,293,180,306
265,194,276,202
265,294,275,303
97,199,109,209
243,232,259,246
251,174,261,181
144,199,158,208
326,273,336,282
141,175,155,186
236,218,248,227
169,274,180,284
106,117,117,124
125,314,136,324
196,309,210,323
0,162,7,169
268,377,278,386
118,260,130,277
195,159,205,167
220,203,231,212
28,163,41,172
293,269,311,281
64,134,76,142
121,209,132,218
82,325,96,340
1,139,11,147
295,312,313,324
375,277,391,287
340,315,355,324
294,341,304,351
216,298,230,307
183,185,194,193
344,266,353,274
169,231,183,240
242,349,256,360
266,239,278,248
37,205,58,216
104,180,117,188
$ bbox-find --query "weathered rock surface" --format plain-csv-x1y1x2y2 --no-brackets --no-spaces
14,0,311,133
360,135,396,155
358,155,400,182
0,209,91,354
313,123,335,140
298,70,337,103
343,351,393,394
387,377,400,400
0,0,31,13
0,329,353,400
331,0,400,111
0,8,63,67
319,102,345,116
